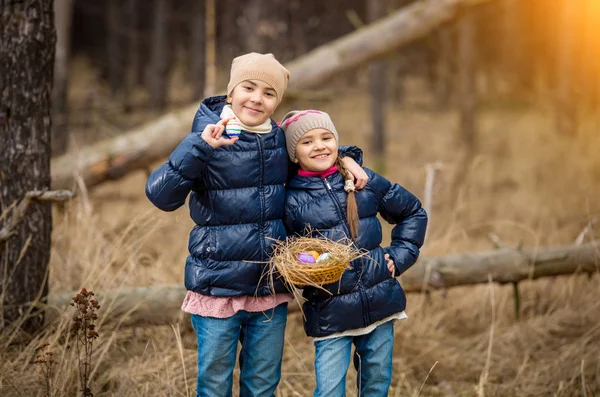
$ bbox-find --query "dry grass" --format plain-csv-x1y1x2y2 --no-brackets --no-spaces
1,68,600,395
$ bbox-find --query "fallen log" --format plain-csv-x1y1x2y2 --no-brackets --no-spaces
45,241,600,326
51,0,492,190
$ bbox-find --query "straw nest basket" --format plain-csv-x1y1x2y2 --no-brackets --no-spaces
268,235,366,289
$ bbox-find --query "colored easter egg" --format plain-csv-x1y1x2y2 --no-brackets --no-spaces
226,120,242,137
298,253,317,264
309,251,320,260
317,253,333,262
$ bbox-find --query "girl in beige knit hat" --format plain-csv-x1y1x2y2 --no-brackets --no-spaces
281,110,428,397
146,53,368,397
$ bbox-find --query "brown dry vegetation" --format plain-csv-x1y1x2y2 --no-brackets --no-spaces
1,62,600,396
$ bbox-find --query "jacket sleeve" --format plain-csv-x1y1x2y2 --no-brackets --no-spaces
338,145,363,166
145,131,215,211
370,170,428,276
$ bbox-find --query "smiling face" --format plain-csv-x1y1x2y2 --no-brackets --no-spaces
295,128,338,172
227,80,278,126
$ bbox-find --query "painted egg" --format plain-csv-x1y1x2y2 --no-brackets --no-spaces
317,253,333,262
226,120,242,137
298,253,317,264
308,251,320,260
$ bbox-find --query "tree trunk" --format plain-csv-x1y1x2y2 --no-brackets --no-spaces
367,0,387,172
204,0,216,97
124,0,139,112
501,0,520,94
188,0,205,101
106,0,122,96
435,26,454,109
50,0,493,190
45,241,600,326
51,0,74,156
0,1,55,333
457,7,477,157
149,0,170,110
555,0,577,136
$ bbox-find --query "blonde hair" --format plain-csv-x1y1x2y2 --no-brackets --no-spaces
335,156,359,241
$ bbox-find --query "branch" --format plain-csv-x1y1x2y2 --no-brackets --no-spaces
0,190,75,243
44,241,600,326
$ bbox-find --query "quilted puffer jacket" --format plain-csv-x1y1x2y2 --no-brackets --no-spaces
145,96,362,297
284,168,427,337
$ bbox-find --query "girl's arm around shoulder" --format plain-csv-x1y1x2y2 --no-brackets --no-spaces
366,169,428,276
145,128,216,212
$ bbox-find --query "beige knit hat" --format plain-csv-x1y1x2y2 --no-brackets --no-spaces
280,110,339,163
227,53,290,104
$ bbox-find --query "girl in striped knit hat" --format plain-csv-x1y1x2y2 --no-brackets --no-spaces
282,110,428,397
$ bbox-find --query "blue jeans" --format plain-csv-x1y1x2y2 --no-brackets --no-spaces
190,303,288,397
313,321,394,397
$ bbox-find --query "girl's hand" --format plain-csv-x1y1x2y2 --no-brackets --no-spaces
341,157,369,189
201,117,239,149
385,253,395,277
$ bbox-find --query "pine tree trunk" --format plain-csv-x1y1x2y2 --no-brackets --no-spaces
555,0,577,136
367,0,387,171
124,0,139,112
457,7,477,156
149,0,170,110
51,0,73,156
501,0,520,94
106,0,122,95
0,0,55,333
435,26,454,108
204,0,216,97
189,0,205,101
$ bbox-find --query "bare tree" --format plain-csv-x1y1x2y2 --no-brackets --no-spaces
435,25,454,109
205,0,216,97
52,0,74,156
457,7,477,156
188,0,205,101
0,0,55,333
106,0,123,95
555,0,577,136
123,0,140,112
367,0,388,171
149,0,170,110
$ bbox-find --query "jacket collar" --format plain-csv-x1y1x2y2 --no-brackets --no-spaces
287,170,344,190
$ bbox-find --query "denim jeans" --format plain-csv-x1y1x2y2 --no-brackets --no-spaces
190,303,288,397
313,321,394,397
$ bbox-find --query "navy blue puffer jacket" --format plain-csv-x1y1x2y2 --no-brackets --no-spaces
145,96,363,297
284,169,427,337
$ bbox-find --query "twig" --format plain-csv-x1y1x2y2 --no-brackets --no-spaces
423,162,443,222
0,190,74,243
414,361,438,397
581,359,588,397
488,232,505,249
477,275,496,397
575,219,597,246
346,9,364,29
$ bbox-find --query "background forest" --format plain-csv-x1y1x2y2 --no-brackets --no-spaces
1,0,600,396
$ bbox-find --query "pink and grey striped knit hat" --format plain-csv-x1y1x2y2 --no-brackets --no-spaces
280,110,339,162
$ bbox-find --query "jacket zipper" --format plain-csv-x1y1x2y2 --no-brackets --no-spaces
323,176,370,327
256,135,266,261
322,177,352,239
